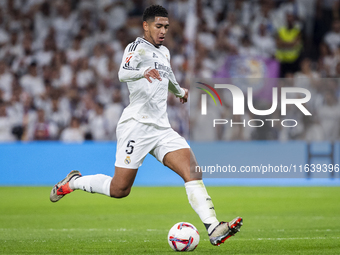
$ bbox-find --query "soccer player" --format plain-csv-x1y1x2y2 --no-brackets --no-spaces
50,5,242,246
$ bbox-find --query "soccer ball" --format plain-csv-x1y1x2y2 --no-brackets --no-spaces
168,222,200,251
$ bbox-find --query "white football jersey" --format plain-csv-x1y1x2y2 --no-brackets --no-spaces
118,37,185,127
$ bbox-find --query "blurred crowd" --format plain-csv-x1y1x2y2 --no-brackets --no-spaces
0,0,339,142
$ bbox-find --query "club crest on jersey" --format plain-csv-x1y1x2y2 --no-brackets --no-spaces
124,156,131,165
153,53,158,58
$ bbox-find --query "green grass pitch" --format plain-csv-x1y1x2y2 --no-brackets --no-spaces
0,186,339,254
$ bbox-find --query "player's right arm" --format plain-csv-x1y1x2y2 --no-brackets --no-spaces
118,43,162,83
118,44,150,82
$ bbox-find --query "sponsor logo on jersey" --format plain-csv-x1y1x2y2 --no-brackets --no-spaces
155,62,170,72
124,156,131,165
153,53,158,58
154,62,171,78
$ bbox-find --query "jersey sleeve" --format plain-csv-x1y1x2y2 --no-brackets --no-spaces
165,49,185,98
118,44,151,82
168,70,185,98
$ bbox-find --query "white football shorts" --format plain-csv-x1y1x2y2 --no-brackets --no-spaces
115,119,190,169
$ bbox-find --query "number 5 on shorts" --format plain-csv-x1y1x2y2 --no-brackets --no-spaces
126,140,135,154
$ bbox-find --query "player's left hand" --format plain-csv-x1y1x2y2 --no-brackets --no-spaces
179,88,188,104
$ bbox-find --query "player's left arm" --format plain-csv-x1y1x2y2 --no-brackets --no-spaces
168,71,188,104
167,50,187,103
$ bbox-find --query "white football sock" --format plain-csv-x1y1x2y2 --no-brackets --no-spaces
185,180,219,233
69,174,111,197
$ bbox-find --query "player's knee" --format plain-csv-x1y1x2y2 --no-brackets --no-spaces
110,187,131,198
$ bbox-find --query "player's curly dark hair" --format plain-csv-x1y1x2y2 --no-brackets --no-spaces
142,5,168,22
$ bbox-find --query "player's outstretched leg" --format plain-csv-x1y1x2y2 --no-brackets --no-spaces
50,167,138,202
163,148,243,246
50,172,113,202
50,170,82,202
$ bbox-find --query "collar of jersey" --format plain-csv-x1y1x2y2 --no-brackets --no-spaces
139,37,161,48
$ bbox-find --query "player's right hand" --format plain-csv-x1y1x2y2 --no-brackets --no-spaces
144,68,162,83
